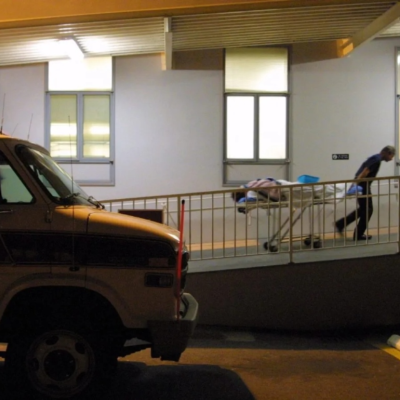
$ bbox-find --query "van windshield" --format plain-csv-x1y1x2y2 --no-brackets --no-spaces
17,145,102,207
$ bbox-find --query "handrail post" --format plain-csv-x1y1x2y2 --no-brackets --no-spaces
397,178,400,253
289,185,294,263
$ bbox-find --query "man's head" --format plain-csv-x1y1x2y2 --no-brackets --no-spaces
381,145,396,162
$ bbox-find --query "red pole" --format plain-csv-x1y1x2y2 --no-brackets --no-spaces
176,199,185,320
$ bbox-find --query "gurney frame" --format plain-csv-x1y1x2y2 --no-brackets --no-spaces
238,199,323,252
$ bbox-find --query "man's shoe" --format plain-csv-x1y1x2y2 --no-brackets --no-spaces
334,222,344,237
354,234,372,241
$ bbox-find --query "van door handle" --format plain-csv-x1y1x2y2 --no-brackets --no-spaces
0,209,14,214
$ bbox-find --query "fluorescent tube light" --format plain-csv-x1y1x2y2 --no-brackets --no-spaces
58,38,84,60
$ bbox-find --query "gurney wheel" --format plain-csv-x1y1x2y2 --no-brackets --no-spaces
304,237,321,248
263,242,278,252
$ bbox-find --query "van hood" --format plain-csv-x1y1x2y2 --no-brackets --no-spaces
86,209,180,245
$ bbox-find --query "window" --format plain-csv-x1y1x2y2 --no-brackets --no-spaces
224,48,289,184
17,145,92,205
46,57,114,186
0,151,33,204
49,94,111,159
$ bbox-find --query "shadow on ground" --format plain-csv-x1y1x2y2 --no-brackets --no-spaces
0,361,256,400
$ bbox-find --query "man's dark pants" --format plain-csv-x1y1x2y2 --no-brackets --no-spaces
336,183,373,239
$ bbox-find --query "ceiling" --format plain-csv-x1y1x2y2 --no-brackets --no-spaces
0,0,400,66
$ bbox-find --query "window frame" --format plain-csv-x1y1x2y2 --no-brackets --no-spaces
223,47,291,185
45,58,115,186
224,92,289,162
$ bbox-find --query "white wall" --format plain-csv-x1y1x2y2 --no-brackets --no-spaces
98,54,224,200
0,63,45,146
291,38,400,182
1,38,400,201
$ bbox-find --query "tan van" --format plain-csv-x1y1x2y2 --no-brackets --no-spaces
0,135,198,398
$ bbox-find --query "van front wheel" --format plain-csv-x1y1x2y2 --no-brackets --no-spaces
6,329,105,399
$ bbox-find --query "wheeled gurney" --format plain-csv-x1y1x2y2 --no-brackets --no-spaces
235,181,360,252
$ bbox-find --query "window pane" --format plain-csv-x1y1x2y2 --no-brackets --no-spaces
83,95,110,158
48,57,112,91
50,95,77,158
225,48,288,93
0,153,33,203
259,97,287,159
226,96,254,159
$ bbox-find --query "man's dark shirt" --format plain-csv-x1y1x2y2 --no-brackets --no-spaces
355,154,382,178
354,153,382,189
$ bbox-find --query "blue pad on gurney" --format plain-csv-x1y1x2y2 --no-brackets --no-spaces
346,185,363,195
237,197,256,203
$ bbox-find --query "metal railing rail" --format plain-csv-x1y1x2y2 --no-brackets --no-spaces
100,176,400,265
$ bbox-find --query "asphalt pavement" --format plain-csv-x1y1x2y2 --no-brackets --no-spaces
1,325,400,399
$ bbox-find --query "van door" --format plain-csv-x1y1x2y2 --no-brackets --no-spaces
48,207,88,284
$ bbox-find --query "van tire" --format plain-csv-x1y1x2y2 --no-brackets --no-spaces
5,328,109,399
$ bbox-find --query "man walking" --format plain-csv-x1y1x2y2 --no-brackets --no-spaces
335,145,395,241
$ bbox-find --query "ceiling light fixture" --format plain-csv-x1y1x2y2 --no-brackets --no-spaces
58,38,84,60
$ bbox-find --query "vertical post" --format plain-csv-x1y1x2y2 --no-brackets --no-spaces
176,199,185,320
162,17,173,70
289,186,294,263
397,178,400,252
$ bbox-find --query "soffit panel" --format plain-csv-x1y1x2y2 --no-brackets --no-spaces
172,2,397,50
0,18,165,66
0,2,398,66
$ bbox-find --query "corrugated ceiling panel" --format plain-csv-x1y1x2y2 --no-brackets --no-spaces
379,19,400,37
172,2,397,50
0,2,397,66
0,17,165,65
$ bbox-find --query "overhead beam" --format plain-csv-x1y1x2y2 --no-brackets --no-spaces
338,2,400,57
291,40,343,64
0,0,393,28
293,2,400,64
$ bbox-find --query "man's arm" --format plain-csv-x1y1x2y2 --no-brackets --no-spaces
356,167,370,180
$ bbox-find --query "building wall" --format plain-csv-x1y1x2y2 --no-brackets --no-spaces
0,63,45,146
0,38,399,201
109,54,224,199
291,38,399,182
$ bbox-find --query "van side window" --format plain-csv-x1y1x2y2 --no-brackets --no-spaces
0,152,34,204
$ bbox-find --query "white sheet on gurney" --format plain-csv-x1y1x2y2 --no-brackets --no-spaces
243,182,359,209
277,181,349,206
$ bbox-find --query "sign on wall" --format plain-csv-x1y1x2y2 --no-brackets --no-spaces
332,154,349,160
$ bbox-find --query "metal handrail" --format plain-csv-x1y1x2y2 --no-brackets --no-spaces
100,176,400,266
